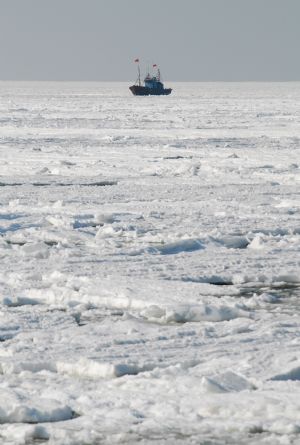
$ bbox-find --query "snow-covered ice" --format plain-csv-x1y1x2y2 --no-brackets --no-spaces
0,81,299,444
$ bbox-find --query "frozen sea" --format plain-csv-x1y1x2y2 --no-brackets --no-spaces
0,81,299,444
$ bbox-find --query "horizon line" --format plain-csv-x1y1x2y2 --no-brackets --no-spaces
0,79,300,83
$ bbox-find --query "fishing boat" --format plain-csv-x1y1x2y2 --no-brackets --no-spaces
129,59,172,96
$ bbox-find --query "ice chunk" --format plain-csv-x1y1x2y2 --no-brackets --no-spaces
212,235,250,249
2,296,39,307
57,358,141,379
0,389,73,423
205,371,255,392
145,239,204,255
271,366,300,381
141,303,250,323
21,242,49,259
248,235,265,250
0,361,56,375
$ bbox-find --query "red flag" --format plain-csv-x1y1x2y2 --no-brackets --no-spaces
153,64,157,67
134,58,139,63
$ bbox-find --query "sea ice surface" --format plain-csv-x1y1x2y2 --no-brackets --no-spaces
0,81,299,444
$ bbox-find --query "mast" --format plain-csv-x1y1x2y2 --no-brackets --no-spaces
157,68,161,82
134,58,141,86
138,64,141,86
153,64,160,81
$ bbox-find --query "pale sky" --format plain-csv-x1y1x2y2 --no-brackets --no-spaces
0,0,299,81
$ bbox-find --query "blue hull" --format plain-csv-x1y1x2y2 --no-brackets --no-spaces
129,85,172,96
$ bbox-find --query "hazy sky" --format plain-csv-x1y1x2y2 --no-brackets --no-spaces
0,0,299,81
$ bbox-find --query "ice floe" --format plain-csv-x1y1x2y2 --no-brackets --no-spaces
0,82,299,444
